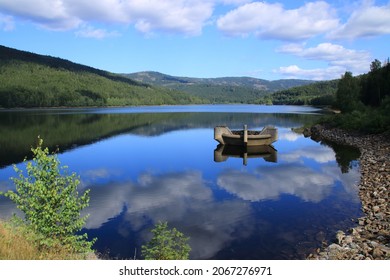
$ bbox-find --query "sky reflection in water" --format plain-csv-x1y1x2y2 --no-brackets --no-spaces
0,106,361,259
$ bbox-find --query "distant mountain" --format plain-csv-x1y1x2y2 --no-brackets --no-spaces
125,71,314,91
124,71,315,104
0,45,203,108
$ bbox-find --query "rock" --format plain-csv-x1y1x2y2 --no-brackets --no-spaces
328,243,342,252
306,125,390,260
373,247,383,258
303,127,312,137
336,231,345,244
343,236,353,245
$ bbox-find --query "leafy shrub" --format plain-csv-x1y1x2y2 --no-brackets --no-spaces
1,138,95,254
141,221,191,260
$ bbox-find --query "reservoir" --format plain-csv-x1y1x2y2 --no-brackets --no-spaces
0,105,362,259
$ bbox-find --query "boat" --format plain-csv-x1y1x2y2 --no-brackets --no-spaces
214,144,277,165
214,125,278,146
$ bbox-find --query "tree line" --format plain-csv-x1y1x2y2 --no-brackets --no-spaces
257,80,338,106
336,59,390,112
328,59,390,133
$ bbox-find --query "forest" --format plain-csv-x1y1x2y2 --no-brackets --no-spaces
262,80,339,105
126,71,314,104
324,59,390,133
0,45,204,108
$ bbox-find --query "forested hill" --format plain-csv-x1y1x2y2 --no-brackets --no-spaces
261,80,339,105
126,71,313,90
125,71,315,104
0,45,203,108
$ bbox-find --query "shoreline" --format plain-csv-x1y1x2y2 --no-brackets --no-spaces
306,125,390,260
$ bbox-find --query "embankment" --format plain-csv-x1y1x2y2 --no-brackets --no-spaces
306,125,389,260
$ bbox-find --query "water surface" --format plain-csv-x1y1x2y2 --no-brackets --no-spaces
0,105,362,259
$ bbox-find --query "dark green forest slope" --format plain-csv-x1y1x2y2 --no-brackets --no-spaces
0,45,203,108
260,80,339,105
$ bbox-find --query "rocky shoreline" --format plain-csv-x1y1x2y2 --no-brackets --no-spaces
305,125,389,260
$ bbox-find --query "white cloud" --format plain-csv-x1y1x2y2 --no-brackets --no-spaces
217,1,339,40
75,25,121,39
278,130,300,142
276,42,372,79
0,0,82,30
0,13,15,31
280,145,336,163
276,64,345,80
279,43,370,64
0,0,214,35
330,0,390,39
217,165,334,202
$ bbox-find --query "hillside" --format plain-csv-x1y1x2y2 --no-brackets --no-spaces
0,45,203,108
125,71,315,103
260,80,339,105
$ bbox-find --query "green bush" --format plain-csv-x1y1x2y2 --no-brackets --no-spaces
141,221,191,260
1,138,95,254
320,104,390,134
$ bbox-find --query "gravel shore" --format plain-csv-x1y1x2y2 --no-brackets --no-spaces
305,125,389,260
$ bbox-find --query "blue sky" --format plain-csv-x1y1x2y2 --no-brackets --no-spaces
0,0,389,80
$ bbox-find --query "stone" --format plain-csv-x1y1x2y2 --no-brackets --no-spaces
306,125,390,260
336,231,345,244
343,236,353,245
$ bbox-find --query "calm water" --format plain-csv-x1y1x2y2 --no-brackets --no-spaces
0,105,362,259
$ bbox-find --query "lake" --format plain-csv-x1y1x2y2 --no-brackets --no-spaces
0,105,362,259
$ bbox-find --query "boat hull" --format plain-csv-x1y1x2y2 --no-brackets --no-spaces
221,134,275,146
214,125,277,146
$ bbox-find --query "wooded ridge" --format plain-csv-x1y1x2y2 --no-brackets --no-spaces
0,45,204,108
125,71,315,104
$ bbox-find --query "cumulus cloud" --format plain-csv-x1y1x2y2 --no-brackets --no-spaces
276,64,345,80
330,0,390,39
276,42,372,79
0,13,15,31
216,1,339,40
0,0,214,35
279,43,371,72
75,25,121,39
0,0,82,30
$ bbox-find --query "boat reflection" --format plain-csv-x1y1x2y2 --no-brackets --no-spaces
214,144,277,165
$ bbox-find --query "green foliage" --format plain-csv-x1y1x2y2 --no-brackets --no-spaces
2,138,94,254
126,71,314,104
264,80,338,105
0,45,204,108
336,72,361,112
320,102,390,134
323,60,390,133
173,83,270,104
360,59,390,107
141,222,191,260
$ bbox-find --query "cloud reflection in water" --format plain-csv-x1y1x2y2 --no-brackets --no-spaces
83,170,253,259
217,164,334,202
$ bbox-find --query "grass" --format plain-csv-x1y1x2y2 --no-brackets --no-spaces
0,220,96,260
